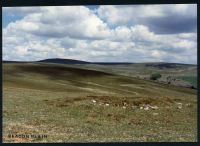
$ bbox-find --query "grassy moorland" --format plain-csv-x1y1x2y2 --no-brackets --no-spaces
175,76,197,88
3,63,197,142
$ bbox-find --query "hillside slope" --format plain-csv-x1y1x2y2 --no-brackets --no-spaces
3,63,197,142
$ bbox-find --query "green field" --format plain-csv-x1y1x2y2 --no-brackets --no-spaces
3,63,197,142
176,76,197,88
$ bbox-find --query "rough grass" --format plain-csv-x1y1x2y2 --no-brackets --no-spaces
3,63,197,142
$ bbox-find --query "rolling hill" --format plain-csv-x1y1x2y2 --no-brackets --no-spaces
3,62,197,142
3,58,197,88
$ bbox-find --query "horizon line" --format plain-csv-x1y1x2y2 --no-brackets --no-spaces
2,58,197,65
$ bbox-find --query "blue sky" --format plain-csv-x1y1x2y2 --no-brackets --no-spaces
3,13,23,27
3,5,99,28
2,5,197,64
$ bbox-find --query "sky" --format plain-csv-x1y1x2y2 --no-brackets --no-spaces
2,4,197,64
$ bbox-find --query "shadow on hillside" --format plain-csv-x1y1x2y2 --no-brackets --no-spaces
17,64,113,80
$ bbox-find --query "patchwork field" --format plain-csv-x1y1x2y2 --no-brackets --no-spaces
3,62,197,142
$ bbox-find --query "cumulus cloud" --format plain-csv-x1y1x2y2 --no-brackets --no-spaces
2,5,197,64
11,6,112,39
3,7,43,16
98,4,197,34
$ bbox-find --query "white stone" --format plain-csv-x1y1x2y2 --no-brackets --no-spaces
176,102,182,105
186,103,191,107
144,106,149,110
123,102,127,105
177,106,182,109
150,105,159,110
153,113,159,116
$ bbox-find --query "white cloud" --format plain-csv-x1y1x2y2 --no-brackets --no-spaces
113,26,132,41
7,6,112,39
97,5,164,26
2,5,197,64
98,4,197,34
3,7,42,16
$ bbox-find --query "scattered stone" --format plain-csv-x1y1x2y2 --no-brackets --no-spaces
176,102,182,105
144,106,149,111
153,113,159,116
176,102,182,109
105,103,109,106
139,104,159,111
149,105,159,110
186,103,191,107
177,106,182,109
123,102,127,106
122,106,126,109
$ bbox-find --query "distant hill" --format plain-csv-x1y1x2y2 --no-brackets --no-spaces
3,61,31,63
3,58,133,65
145,62,196,69
38,58,133,65
91,62,133,65
37,58,90,64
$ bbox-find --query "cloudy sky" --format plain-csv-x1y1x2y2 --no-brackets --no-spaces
3,4,197,64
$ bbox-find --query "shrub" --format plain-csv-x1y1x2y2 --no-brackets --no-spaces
150,73,162,80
